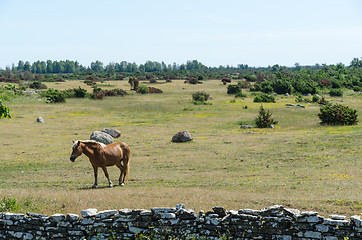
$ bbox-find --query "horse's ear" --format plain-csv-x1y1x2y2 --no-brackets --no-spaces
72,140,75,143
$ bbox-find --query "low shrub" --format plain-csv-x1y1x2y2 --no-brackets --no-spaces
90,91,104,100
255,105,278,128
329,88,343,97
235,91,247,98
45,88,65,103
148,87,163,93
253,93,275,103
318,104,358,125
104,88,128,96
353,86,362,92
137,84,150,94
312,95,320,103
227,84,241,94
73,87,88,98
192,91,210,102
0,96,11,119
29,81,47,89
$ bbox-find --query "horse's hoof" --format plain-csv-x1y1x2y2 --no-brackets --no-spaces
120,183,125,187
109,184,114,188
91,185,97,189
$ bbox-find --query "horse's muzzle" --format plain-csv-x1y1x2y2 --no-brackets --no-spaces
70,156,76,162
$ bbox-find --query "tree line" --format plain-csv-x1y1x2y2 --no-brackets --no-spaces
3,60,249,74
1,58,362,94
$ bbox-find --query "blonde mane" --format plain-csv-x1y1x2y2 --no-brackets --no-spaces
73,140,106,149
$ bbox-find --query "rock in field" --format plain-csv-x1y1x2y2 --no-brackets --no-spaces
90,131,114,145
172,130,193,143
36,116,45,123
101,128,121,138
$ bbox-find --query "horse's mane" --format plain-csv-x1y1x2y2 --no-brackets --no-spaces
74,140,106,149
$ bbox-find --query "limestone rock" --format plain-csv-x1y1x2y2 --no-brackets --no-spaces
36,116,45,123
90,131,114,145
101,128,121,138
171,130,193,142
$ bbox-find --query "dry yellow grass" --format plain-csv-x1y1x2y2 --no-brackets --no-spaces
0,80,361,217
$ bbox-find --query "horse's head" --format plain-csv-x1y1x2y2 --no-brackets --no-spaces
70,140,83,162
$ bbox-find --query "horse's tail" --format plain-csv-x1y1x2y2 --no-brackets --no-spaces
121,142,131,181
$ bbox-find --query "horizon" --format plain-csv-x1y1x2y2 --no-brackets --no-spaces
1,58,360,72
1,0,362,69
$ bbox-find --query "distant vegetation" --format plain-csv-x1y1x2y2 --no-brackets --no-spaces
1,58,362,96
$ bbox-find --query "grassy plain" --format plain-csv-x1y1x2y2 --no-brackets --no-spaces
0,80,361,217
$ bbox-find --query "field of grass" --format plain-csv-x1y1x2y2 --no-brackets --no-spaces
0,79,361,217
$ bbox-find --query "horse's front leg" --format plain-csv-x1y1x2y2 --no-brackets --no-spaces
92,165,98,189
101,166,113,188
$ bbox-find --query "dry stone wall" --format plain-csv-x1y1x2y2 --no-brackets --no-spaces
0,204,361,239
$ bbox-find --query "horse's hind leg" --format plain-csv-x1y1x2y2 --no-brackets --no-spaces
92,165,98,188
101,166,113,188
116,162,125,186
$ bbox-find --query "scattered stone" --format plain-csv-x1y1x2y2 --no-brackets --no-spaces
268,124,275,128
171,130,193,142
101,128,121,138
296,104,305,108
240,125,253,129
285,104,295,107
36,116,45,123
90,131,114,145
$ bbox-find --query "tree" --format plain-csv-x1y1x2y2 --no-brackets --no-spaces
255,105,278,128
350,58,362,68
24,61,31,72
90,61,104,72
17,61,24,71
0,96,11,119
46,60,53,73
106,63,116,75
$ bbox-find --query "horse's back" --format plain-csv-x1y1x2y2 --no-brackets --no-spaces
105,142,130,158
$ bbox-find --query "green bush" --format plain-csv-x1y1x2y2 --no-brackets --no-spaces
0,96,11,119
192,91,210,102
318,104,358,125
45,88,65,103
137,84,149,94
312,95,320,103
235,91,247,98
255,105,278,128
329,88,343,97
253,93,275,103
73,87,88,98
227,84,241,94
353,86,362,92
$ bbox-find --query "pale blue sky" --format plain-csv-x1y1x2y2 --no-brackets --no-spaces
0,0,362,68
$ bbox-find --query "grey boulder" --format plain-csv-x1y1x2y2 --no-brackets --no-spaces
90,131,114,145
172,130,193,143
101,128,121,138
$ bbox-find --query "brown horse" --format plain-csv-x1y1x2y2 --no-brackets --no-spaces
70,140,130,188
